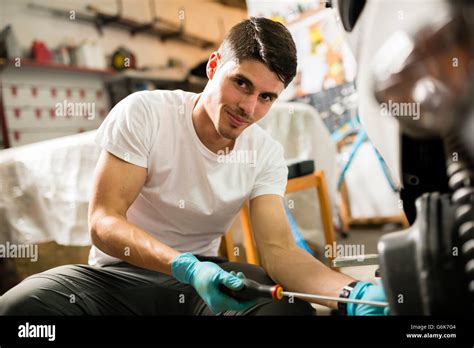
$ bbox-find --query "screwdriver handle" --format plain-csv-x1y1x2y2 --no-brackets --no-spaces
219,278,283,301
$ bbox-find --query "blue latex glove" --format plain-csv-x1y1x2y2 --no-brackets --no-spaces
171,253,257,314
347,281,390,316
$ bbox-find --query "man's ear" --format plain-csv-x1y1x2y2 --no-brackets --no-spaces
206,52,221,80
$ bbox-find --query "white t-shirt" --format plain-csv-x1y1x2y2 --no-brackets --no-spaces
89,90,288,266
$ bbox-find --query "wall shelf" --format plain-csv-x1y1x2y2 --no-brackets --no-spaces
0,58,116,75
28,2,217,49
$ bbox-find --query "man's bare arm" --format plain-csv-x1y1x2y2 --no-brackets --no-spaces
250,194,354,309
88,150,180,274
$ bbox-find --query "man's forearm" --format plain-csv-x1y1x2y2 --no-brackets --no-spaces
90,214,180,275
262,245,355,309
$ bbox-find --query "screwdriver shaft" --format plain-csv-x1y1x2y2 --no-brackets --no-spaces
281,291,389,307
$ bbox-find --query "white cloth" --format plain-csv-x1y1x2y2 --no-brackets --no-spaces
0,131,99,246
89,90,288,266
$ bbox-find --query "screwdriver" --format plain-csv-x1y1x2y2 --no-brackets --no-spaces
219,278,284,301
220,278,389,307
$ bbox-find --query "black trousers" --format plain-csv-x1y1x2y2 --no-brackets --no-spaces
0,256,315,316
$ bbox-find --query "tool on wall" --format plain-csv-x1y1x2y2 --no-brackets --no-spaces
111,47,136,70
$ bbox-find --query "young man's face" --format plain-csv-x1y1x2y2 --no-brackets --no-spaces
202,54,285,140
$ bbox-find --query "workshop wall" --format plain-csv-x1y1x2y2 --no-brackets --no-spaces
0,0,247,69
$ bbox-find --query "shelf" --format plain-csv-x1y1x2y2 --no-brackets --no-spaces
0,58,116,75
104,67,187,83
28,3,216,49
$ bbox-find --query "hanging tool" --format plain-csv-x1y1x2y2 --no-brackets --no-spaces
220,278,388,307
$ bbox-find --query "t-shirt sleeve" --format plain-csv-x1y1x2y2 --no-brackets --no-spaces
250,141,288,200
94,92,157,168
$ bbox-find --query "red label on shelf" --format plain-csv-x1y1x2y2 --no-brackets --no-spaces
31,87,37,97
79,89,85,99
14,108,21,119
14,130,20,141
50,108,56,119
66,88,72,97
51,88,57,97
11,85,17,97
35,108,42,119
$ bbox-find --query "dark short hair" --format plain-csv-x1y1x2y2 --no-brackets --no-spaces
218,17,297,88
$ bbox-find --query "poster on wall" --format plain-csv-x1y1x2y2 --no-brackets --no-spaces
288,8,357,96
246,1,357,99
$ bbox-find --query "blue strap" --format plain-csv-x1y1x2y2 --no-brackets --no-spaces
337,128,398,193
337,128,367,190
372,146,398,192
285,203,314,255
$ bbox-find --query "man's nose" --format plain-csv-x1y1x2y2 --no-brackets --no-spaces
237,94,258,117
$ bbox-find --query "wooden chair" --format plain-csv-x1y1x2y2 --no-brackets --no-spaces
221,170,338,268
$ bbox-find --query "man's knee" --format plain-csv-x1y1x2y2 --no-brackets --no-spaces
0,266,84,315
0,280,55,315
0,292,45,315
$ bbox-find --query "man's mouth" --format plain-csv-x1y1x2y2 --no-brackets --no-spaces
226,108,250,127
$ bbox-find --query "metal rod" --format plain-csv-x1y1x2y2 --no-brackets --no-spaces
281,291,389,307
332,254,379,268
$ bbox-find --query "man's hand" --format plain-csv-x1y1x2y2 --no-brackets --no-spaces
347,281,390,316
171,253,256,314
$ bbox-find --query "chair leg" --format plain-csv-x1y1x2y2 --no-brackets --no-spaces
221,230,238,262
240,203,260,265
339,180,352,234
314,171,339,271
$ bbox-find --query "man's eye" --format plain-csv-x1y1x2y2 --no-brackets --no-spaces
261,95,273,102
235,79,247,88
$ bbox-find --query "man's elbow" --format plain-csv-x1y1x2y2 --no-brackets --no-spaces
88,211,116,247
88,212,103,247
259,242,298,277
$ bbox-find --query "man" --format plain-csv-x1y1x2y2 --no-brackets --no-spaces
0,18,386,316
